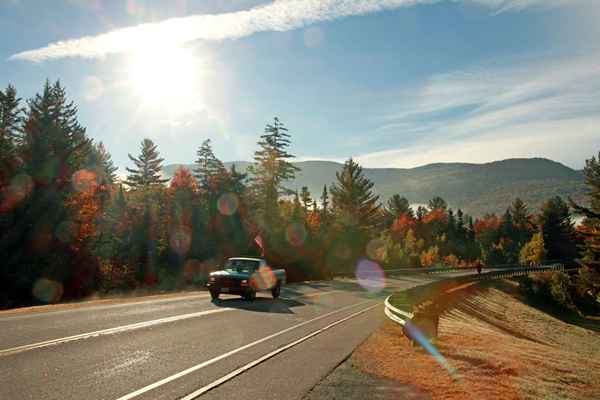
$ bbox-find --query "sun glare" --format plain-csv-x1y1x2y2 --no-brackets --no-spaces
128,46,200,113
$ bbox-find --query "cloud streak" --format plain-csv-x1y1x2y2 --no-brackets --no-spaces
10,0,581,62
361,49,600,169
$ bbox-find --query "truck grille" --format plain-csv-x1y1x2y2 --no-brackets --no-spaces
220,278,239,288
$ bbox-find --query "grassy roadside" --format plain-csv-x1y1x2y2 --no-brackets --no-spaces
353,281,600,400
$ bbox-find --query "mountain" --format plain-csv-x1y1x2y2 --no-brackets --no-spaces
162,158,586,217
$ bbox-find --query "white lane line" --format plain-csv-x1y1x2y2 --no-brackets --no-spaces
114,300,373,400
0,308,231,357
181,302,380,400
0,289,344,356
0,293,213,321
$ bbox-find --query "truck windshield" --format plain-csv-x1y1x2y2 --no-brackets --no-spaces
225,259,260,273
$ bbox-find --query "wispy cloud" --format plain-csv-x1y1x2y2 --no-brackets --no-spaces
10,0,584,62
362,50,600,169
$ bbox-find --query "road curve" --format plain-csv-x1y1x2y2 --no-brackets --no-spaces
1,274,454,400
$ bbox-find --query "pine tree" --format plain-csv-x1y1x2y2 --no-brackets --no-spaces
570,151,600,298
193,139,226,192
22,81,92,188
428,196,447,211
125,138,168,190
320,185,329,216
248,117,299,230
0,84,22,184
330,158,381,232
292,191,303,220
224,164,247,196
300,186,312,211
87,142,118,185
386,194,412,219
510,197,532,247
539,196,577,261
1,81,94,302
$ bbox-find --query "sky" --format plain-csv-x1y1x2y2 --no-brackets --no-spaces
1,0,599,172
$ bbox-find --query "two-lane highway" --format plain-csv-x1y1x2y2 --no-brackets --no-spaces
1,274,443,400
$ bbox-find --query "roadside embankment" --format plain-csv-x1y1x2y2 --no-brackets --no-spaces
353,281,600,399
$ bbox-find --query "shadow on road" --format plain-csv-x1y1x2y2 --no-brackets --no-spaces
212,296,305,314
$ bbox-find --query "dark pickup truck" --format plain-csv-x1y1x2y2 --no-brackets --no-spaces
206,257,286,301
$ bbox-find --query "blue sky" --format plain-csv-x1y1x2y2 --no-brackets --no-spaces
1,0,599,172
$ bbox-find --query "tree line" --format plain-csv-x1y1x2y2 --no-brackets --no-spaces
0,81,599,310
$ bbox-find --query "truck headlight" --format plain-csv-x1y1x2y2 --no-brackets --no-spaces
209,276,216,282
241,279,248,285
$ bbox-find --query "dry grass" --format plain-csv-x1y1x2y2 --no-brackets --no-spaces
354,284,600,400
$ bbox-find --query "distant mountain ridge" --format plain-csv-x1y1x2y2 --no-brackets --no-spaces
163,158,586,217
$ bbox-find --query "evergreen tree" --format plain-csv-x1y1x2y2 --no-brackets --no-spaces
87,142,118,185
320,185,329,216
193,139,226,192
224,164,247,196
570,151,600,298
539,196,577,261
125,138,168,190
416,206,427,221
0,84,22,185
510,197,533,246
428,196,447,211
330,158,381,232
248,117,299,231
292,191,303,220
1,81,94,303
386,194,412,219
300,186,312,211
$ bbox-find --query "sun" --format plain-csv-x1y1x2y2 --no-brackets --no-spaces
128,46,200,113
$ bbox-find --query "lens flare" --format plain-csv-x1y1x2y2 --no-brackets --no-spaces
55,220,78,244
32,278,63,304
404,320,458,378
170,226,192,256
217,193,239,216
366,238,387,262
72,169,98,192
355,258,385,293
252,266,276,290
0,173,33,212
286,223,307,247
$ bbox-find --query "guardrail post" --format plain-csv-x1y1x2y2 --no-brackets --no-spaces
411,301,440,341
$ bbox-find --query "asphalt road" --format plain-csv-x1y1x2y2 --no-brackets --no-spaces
0,273,456,400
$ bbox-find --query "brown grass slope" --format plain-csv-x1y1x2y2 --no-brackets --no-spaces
354,285,600,400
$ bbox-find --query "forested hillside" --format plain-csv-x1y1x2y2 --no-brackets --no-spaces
164,158,586,216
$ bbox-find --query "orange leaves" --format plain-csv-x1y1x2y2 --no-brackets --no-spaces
390,213,416,239
420,245,440,268
422,208,448,225
65,182,104,251
169,166,198,192
473,214,501,235
305,210,322,234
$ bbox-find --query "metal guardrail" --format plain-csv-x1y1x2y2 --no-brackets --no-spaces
384,263,565,329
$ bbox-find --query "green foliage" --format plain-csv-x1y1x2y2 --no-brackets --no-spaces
87,142,118,185
428,196,447,211
539,196,577,261
0,79,592,310
330,158,381,233
521,271,574,310
193,138,226,191
247,117,299,233
125,138,169,190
